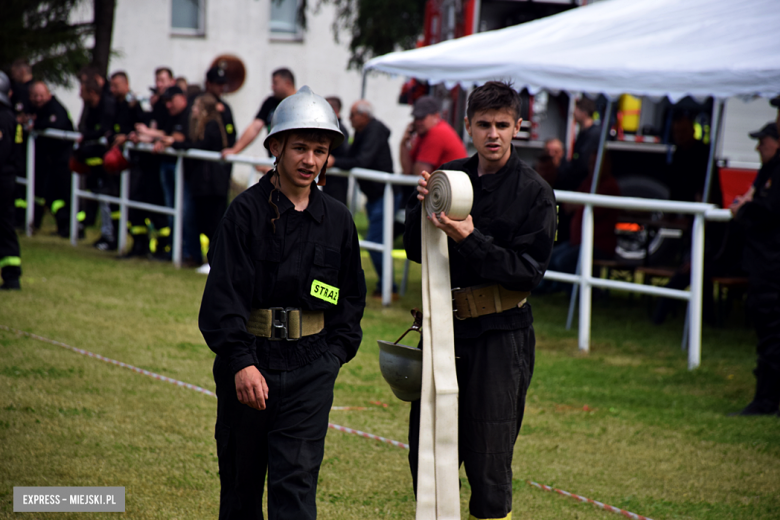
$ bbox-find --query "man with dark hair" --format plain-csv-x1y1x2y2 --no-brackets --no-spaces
28,81,75,237
200,86,366,520
553,96,601,243
108,70,164,258
323,95,350,205
136,85,201,264
222,68,296,158
78,75,120,250
328,99,399,299
556,97,600,189
404,81,556,520
729,121,780,416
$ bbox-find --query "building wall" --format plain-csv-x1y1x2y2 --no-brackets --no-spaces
51,0,413,185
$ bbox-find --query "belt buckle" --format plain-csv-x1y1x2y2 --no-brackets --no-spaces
451,287,466,321
269,307,288,341
269,307,301,341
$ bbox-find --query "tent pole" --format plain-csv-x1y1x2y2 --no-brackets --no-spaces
576,97,614,353
588,98,613,194
702,98,724,203
472,0,483,34
564,94,577,159
361,69,368,100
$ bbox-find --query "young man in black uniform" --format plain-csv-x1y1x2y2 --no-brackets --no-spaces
136,85,198,262
730,122,780,416
136,67,177,258
404,81,557,520
200,86,366,520
78,75,119,250
0,71,24,290
221,68,296,159
110,71,163,258
28,81,75,237
10,59,33,229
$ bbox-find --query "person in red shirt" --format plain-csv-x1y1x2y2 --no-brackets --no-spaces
400,95,467,202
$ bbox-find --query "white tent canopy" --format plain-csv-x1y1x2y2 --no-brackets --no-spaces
365,0,780,102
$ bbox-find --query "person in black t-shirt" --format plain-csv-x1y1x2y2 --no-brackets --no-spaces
554,97,601,243
221,68,296,162
137,86,201,264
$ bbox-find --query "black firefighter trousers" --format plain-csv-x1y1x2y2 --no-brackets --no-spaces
1,175,22,283
408,326,536,520
213,351,341,520
747,278,780,412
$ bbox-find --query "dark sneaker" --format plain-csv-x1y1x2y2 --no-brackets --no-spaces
728,401,779,416
0,279,21,290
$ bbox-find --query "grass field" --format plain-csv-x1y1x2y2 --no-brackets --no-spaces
1,222,778,519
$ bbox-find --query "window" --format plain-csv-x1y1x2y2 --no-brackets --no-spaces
270,0,301,39
171,0,205,36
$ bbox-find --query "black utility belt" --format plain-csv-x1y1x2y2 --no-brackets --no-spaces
247,308,324,341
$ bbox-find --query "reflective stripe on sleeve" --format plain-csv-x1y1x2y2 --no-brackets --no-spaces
0,256,22,268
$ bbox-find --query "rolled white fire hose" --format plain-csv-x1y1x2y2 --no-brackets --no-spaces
417,170,473,520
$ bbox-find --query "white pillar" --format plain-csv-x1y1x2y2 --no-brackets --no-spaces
70,172,79,246
578,204,595,352
25,134,36,237
382,181,395,306
118,169,130,255
172,155,184,268
688,213,706,369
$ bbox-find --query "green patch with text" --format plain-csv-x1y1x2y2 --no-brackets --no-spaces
311,280,339,305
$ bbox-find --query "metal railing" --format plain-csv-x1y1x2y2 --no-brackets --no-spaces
17,129,732,368
548,191,731,370
18,129,417,305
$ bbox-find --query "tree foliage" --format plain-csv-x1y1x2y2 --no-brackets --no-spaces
0,0,94,87
304,0,427,69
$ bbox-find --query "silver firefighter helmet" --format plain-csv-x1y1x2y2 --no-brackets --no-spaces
377,340,422,402
263,85,344,150
0,71,11,108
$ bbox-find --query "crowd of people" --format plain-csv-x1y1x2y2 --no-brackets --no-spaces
2,58,472,294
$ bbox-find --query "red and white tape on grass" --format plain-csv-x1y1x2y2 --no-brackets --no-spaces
526,481,655,520
2,324,653,520
327,423,409,450
0,325,404,449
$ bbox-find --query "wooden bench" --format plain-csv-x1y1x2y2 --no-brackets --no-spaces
635,266,677,286
593,259,636,283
